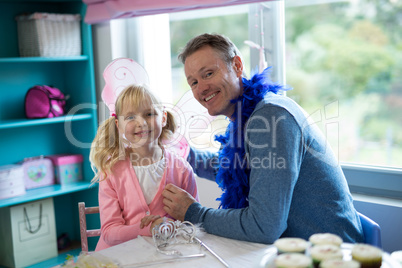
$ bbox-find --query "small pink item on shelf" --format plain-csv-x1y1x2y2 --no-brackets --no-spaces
22,156,55,189
46,154,83,185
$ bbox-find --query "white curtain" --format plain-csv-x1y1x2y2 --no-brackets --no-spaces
83,0,269,24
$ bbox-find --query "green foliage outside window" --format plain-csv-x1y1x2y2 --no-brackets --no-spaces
285,0,402,167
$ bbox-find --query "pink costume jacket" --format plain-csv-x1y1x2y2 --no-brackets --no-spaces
95,149,199,251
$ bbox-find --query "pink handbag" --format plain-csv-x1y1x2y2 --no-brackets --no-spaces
25,85,66,118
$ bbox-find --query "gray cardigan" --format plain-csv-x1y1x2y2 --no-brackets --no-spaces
186,92,364,244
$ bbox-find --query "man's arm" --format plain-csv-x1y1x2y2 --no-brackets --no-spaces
187,147,219,181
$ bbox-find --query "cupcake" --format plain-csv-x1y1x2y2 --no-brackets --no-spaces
310,244,343,268
274,238,309,254
319,259,360,268
351,244,382,268
391,250,402,265
309,233,343,247
275,253,313,268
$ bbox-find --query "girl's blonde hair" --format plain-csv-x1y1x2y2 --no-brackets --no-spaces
89,84,176,183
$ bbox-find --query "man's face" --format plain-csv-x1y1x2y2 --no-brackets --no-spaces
184,46,243,118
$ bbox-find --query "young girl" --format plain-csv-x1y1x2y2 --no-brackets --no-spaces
90,84,199,251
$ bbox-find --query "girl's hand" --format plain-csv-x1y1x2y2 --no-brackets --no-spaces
149,217,165,232
149,217,175,234
140,215,161,229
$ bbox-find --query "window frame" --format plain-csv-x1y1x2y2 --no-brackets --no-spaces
342,164,402,199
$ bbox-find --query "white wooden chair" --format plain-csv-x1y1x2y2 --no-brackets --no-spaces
78,202,101,252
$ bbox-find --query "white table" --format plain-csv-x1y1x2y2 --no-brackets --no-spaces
95,234,402,268
96,232,268,268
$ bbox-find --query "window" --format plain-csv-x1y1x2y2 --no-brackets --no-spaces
283,0,402,199
284,0,402,169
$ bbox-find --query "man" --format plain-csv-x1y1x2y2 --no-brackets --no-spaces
162,33,364,244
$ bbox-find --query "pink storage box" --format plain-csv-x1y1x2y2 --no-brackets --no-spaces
22,157,55,189
0,165,26,200
46,154,83,184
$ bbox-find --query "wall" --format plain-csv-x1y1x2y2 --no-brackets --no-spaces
196,176,221,209
92,22,113,124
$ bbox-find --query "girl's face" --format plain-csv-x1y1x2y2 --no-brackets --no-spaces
116,97,166,150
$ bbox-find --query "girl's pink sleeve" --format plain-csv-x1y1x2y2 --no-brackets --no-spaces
180,160,199,202
98,176,150,247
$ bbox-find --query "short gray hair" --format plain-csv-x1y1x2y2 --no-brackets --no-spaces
178,33,241,68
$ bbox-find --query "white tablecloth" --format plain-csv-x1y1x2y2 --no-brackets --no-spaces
96,232,269,268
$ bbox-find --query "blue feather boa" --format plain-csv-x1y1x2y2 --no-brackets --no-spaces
214,67,286,209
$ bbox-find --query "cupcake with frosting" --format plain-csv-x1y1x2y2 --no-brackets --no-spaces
274,238,309,254
351,244,382,268
391,250,402,266
309,233,343,247
275,253,313,268
319,259,360,268
310,244,343,268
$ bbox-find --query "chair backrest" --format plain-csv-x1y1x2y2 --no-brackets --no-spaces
78,202,101,252
358,212,382,248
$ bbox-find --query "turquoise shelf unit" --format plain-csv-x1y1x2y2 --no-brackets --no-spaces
0,0,100,266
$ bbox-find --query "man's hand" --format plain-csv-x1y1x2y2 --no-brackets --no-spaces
162,184,197,221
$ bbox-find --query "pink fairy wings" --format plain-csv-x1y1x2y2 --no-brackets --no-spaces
102,58,150,116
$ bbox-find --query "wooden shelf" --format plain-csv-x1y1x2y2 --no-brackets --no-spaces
0,182,97,208
0,113,93,129
0,247,82,268
0,56,89,63
26,247,82,268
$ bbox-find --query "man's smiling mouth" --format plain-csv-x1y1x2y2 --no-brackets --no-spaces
205,92,218,102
